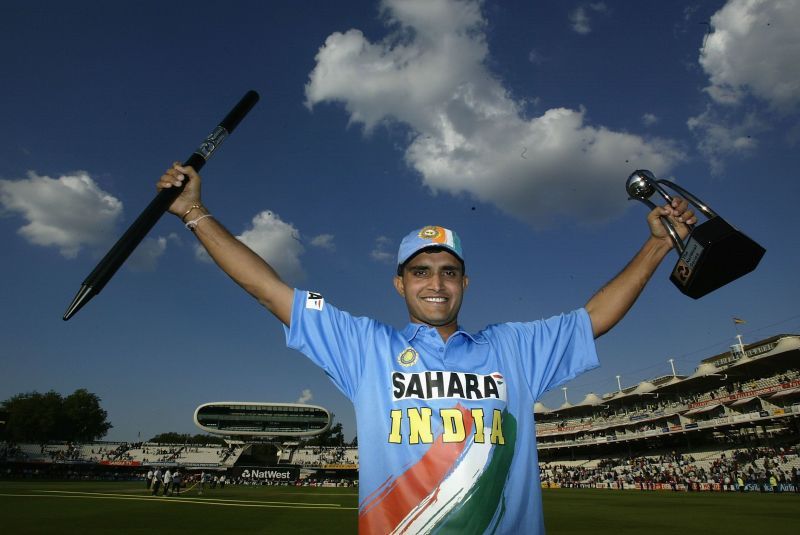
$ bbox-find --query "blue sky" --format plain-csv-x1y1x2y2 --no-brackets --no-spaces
2,0,799,442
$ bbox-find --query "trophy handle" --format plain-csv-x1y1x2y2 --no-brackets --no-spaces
628,197,685,254
656,179,718,219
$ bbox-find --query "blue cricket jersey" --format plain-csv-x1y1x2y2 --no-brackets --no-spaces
285,289,598,534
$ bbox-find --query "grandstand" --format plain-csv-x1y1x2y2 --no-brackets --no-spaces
535,334,800,491
279,445,359,468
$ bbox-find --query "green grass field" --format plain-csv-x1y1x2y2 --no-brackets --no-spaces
0,480,797,533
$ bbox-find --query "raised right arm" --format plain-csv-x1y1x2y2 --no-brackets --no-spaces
157,163,293,325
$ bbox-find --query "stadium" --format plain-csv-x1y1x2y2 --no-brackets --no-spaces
2,333,798,533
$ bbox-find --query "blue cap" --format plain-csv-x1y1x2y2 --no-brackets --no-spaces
397,226,464,267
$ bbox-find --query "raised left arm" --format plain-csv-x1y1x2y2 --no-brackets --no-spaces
585,198,697,338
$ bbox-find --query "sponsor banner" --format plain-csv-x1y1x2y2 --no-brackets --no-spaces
99,460,142,467
322,464,358,470
542,482,798,493
684,423,698,429
233,466,299,482
537,423,592,436
629,413,650,422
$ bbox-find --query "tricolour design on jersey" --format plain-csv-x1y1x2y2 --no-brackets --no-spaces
358,405,518,534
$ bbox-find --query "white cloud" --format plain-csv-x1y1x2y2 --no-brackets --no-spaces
127,233,181,272
0,171,122,258
371,235,394,264
569,7,591,34
642,113,659,126
310,233,336,251
306,0,682,227
700,0,800,111
296,389,313,404
687,107,764,174
527,48,546,65
195,210,305,282
569,3,608,35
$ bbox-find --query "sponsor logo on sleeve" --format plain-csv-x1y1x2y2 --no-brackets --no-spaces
306,291,324,310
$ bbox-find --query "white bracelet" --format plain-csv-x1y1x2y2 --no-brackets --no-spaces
186,214,213,231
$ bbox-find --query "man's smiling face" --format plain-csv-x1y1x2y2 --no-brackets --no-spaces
394,248,468,340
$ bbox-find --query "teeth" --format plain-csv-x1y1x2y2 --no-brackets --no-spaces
423,297,447,302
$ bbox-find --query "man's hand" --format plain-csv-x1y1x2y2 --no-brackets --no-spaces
157,162,202,218
648,198,698,248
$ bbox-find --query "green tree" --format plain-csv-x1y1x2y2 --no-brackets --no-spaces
3,389,112,443
149,432,190,444
63,389,112,442
4,391,63,443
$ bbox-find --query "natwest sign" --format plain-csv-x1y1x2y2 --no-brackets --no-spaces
233,466,299,482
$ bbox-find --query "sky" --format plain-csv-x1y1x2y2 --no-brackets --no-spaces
1,0,799,443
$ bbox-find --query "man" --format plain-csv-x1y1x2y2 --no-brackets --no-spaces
151,467,162,496
163,468,172,496
158,163,695,533
171,469,181,496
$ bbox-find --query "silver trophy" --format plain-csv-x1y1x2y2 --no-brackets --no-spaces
626,170,765,299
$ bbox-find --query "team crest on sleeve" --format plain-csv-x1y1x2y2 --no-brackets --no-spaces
305,291,325,311
397,347,419,367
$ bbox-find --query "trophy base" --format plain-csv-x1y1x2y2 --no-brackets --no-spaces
670,217,765,299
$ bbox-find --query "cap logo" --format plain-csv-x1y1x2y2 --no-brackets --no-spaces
419,226,445,243
397,347,419,367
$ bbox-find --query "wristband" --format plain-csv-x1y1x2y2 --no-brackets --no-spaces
186,214,213,231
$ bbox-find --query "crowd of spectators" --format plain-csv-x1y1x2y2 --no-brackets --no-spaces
291,446,358,467
0,441,241,467
540,445,800,492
